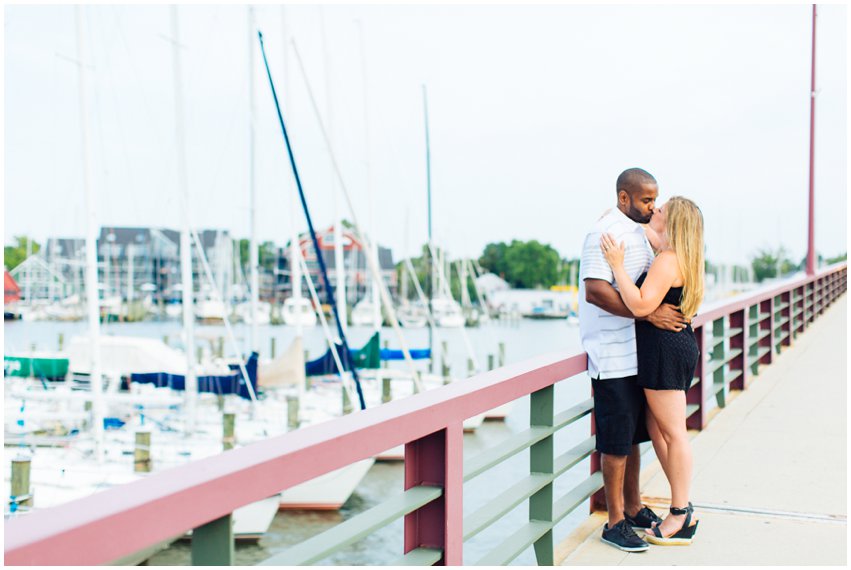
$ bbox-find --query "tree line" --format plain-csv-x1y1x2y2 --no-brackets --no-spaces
5,234,847,289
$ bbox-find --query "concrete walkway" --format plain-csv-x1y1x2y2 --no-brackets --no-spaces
557,295,847,566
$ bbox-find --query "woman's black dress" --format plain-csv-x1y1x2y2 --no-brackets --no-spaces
634,272,699,391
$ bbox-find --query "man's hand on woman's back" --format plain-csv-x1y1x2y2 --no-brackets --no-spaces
646,303,690,332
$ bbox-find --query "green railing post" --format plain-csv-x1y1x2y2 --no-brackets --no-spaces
685,324,708,430
729,309,748,390
747,304,759,375
795,285,806,336
778,291,792,350
790,288,799,340
191,514,234,566
805,282,814,325
529,385,554,565
761,297,775,366
712,317,727,408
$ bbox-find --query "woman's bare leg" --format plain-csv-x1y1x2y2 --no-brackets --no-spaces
644,388,693,536
646,407,670,477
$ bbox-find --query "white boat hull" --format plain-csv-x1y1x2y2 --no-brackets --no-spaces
278,458,374,510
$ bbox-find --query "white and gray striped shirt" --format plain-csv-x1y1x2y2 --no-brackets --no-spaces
578,208,654,379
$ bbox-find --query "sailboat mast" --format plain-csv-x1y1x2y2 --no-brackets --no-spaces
355,20,380,330
248,6,260,350
319,9,347,333
257,31,368,409
422,84,433,368
75,5,104,461
281,6,304,338
806,4,817,275
170,6,197,432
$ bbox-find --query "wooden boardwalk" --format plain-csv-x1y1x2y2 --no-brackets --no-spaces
557,295,847,566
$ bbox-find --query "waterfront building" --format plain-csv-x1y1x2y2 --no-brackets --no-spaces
13,225,397,309
275,225,397,306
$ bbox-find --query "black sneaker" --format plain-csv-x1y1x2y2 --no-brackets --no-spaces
624,505,663,531
601,519,650,552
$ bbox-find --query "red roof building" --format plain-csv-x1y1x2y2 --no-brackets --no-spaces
5,270,21,304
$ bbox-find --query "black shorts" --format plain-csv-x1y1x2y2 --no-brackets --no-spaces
592,375,650,456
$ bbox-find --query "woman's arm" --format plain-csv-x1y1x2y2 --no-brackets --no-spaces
642,224,663,253
600,234,678,317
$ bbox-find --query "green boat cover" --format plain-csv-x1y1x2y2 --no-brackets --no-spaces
305,332,381,376
4,355,69,379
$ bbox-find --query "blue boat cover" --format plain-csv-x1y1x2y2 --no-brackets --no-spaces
379,348,432,361
130,352,259,400
304,343,356,376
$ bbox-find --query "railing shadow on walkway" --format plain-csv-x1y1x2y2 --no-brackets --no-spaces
4,263,846,566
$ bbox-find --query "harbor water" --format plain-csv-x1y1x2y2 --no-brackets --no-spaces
5,317,593,565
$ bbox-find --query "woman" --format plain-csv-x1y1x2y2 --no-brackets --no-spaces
599,196,704,546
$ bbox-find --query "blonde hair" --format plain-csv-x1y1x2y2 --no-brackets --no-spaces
665,196,705,318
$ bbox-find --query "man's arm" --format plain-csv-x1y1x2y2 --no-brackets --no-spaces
585,278,634,318
585,279,689,331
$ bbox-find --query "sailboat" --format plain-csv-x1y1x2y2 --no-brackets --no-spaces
350,297,379,326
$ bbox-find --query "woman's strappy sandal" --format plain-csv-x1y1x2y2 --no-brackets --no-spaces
644,502,699,546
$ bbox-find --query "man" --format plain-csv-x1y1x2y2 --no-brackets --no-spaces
579,167,689,552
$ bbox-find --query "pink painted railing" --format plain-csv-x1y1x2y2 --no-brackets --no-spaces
4,263,845,566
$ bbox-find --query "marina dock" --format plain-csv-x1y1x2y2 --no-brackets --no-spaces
557,295,846,566
4,264,846,565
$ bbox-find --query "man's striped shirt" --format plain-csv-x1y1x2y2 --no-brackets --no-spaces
578,208,654,379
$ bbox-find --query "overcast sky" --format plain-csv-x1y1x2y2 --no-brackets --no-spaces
3,3,847,266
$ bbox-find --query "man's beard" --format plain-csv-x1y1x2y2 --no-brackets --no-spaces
627,205,652,224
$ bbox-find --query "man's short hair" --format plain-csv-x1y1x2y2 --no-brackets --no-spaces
616,168,657,195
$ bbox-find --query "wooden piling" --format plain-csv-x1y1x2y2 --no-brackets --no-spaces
11,456,32,509
304,351,311,391
488,354,495,371
134,432,151,473
287,395,299,429
58,333,64,351
84,400,93,429
342,385,353,415
499,342,505,367
271,337,277,359
467,357,474,378
223,413,235,451
382,377,392,403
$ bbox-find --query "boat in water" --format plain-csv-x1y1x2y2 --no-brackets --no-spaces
431,297,464,328
282,297,317,327
396,301,428,328
350,298,378,327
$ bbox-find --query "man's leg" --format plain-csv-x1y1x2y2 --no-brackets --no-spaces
623,444,643,518
601,452,627,528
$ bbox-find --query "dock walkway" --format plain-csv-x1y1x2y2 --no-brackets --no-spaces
557,296,847,566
